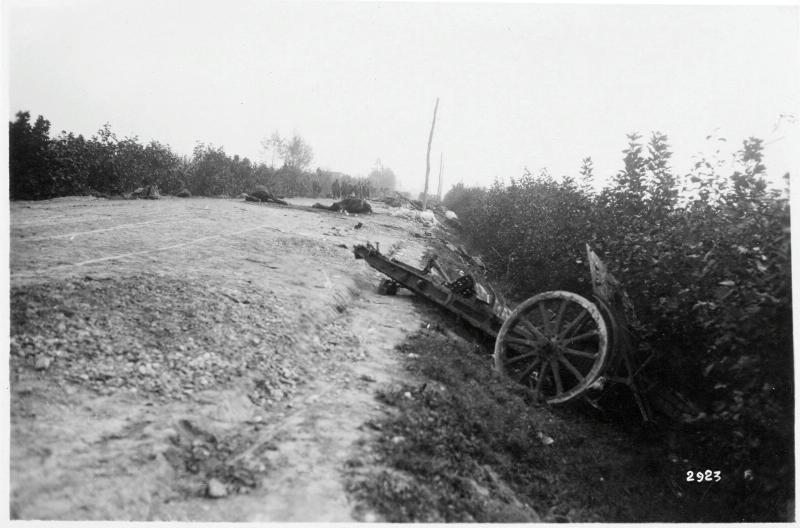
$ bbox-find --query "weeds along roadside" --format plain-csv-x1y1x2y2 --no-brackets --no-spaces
345,327,740,522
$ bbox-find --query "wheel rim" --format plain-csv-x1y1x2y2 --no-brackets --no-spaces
494,291,609,404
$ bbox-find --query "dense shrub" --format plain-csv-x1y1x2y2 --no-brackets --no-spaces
10,112,57,199
445,173,595,295
443,182,487,236
445,132,792,521
8,111,379,200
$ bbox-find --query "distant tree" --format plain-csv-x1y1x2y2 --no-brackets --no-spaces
9,111,54,199
142,140,185,194
367,160,397,193
113,135,149,190
85,123,124,194
189,143,232,196
283,134,313,170
50,131,92,196
261,130,285,168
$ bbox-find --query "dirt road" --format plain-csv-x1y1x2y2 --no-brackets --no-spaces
9,196,437,520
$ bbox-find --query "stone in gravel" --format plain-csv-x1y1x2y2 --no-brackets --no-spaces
464,477,490,497
391,436,405,445
207,478,227,498
34,355,52,370
537,431,555,445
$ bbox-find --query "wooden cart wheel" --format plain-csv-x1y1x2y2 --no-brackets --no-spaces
494,291,609,404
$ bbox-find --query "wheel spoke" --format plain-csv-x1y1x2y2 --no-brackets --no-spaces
562,347,599,359
538,302,551,336
495,292,609,405
506,350,540,366
558,310,588,339
551,359,564,395
504,336,541,348
557,353,585,382
510,323,536,341
553,299,568,336
519,317,549,344
560,329,599,346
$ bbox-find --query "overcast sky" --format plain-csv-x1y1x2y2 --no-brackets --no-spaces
6,1,799,193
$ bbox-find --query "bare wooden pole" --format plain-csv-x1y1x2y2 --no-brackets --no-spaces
436,152,444,202
422,97,439,210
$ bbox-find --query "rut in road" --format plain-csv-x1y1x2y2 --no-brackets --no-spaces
152,243,428,522
10,197,439,521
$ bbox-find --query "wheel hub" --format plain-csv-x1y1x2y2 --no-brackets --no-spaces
542,339,560,359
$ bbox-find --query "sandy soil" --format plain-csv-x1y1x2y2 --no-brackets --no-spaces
9,196,439,521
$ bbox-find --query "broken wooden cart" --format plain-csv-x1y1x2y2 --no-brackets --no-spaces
354,243,696,422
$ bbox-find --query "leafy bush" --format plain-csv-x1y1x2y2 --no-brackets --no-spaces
446,132,792,521
443,182,487,233
8,110,372,200
10,112,58,200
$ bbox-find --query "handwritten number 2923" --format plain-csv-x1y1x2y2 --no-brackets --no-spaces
686,470,721,482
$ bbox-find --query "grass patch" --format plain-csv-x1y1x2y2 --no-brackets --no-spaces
348,328,738,522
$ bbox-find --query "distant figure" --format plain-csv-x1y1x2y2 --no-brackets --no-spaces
331,179,340,199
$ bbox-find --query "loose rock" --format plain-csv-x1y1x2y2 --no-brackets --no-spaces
34,355,52,370
207,478,228,498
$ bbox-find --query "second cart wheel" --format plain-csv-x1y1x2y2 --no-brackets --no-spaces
494,291,609,404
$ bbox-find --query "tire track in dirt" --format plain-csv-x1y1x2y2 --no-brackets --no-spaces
10,224,291,279
10,197,437,521
149,241,429,522
18,215,186,242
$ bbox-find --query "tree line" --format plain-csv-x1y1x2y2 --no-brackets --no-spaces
443,132,791,521
9,111,398,200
